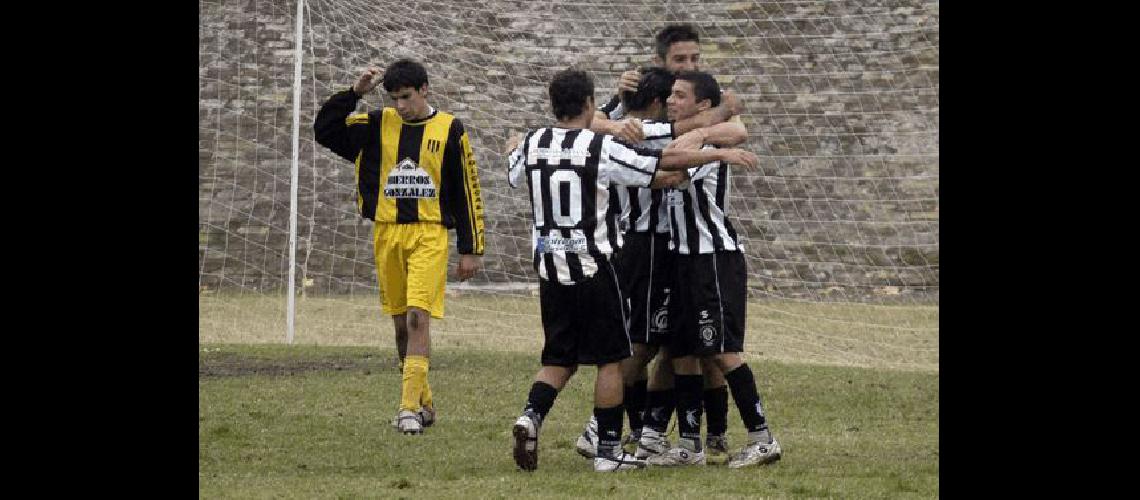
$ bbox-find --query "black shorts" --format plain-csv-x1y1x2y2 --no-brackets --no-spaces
619,231,675,346
668,251,747,357
539,256,632,366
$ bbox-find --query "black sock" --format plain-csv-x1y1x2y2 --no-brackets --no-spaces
523,381,558,425
724,364,769,435
594,405,624,458
703,385,729,437
624,379,648,434
674,374,704,452
642,389,675,433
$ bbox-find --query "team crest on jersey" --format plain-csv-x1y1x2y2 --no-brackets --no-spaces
650,306,669,332
384,158,437,198
700,325,717,346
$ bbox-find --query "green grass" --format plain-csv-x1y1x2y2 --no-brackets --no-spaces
199,344,938,499
200,293,938,372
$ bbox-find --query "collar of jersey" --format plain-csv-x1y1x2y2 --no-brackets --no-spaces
400,106,438,125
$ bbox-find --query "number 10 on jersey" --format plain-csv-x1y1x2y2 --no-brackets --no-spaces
530,169,583,229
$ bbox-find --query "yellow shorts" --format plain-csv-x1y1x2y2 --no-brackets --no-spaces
372,222,449,319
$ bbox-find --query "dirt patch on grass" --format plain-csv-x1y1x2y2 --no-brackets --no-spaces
199,352,396,377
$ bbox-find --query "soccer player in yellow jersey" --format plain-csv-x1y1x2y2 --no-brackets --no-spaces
314,59,485,435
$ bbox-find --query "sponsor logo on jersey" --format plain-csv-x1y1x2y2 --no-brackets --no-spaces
531,147,592,162
384,158,437,198
536,235,588,253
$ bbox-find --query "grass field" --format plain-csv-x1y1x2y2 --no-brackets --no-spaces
199,294,938,498
200,293,938,372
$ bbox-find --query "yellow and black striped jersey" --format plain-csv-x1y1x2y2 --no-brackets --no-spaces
314,88,485,255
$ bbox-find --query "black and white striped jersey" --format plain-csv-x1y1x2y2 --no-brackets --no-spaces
666,145,743,254
611,119,675,235
508,127,663,284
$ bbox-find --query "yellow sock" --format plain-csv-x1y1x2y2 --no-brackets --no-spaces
400,355,429,412
421,378,434,409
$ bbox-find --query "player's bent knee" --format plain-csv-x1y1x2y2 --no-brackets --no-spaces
406,307,431,331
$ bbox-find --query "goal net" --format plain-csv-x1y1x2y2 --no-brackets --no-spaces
199,0,939,370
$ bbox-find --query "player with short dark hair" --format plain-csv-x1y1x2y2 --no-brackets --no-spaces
314,58,485,436
645,71,783,469
654,24,701,68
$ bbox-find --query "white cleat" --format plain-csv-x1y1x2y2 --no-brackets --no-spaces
575,416,599,459
594,451,647,472
391,407,435,429
634,427,671,459
646,446,706,467
727,438,782,469
395,410,422,435
512,411,541,471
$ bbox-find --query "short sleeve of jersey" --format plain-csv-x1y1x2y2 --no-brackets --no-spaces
599,135,659,188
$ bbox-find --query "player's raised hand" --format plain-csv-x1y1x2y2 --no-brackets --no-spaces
720,148,759,169
613,118,645,144
353,66,382,95
617,69,641,94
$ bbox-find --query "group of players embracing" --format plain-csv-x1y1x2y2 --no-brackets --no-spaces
507,25,783,473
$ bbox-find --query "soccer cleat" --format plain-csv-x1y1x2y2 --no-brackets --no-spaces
706,434,730,465
646,446,706,467
594,451,647,472
390,407,436,429
727,438,782,469
512,411,541,471
418,406,436,428
574,416,599,459
395,410,423,435
634,428,671,459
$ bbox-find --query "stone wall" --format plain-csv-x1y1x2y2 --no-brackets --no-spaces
199,0,939,302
